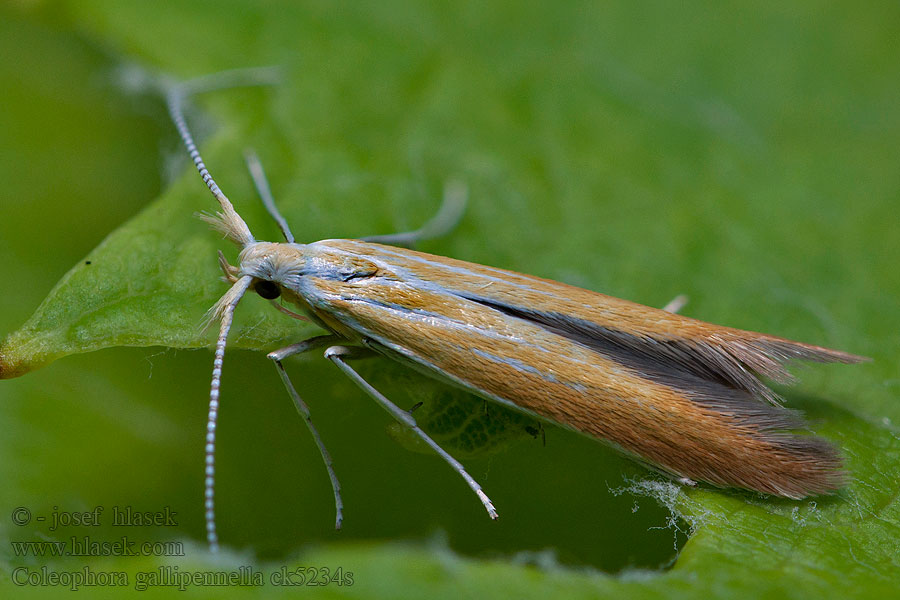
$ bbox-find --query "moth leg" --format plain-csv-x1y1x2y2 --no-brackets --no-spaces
662,294,689,314
244,142,466,248
268,334,342,362
360,179,467,247
324,345,500,521
268,334,345,529
243,148,295,243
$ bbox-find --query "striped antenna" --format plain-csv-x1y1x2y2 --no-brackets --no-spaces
163,69,280,553
205,276,253,552
164,69,282,247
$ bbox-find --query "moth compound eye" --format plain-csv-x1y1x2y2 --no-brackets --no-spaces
254,280,281,300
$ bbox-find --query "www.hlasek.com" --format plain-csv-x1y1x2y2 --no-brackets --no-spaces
11,536,184,558
11,566,354,591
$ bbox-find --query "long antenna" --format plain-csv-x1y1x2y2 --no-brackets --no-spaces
205,275,253,552
164,67,280,247
162,68,278,553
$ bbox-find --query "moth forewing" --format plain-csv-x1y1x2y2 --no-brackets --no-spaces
289,239,864,499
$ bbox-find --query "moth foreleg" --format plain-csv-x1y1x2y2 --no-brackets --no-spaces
323,345,500,521
268,335,345,529
268,334,343,362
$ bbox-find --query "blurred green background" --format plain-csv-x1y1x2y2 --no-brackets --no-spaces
0,1,897,598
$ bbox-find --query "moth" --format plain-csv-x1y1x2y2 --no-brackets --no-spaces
166,70,866,551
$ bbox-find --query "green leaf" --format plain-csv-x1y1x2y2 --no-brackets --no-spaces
1,0,898,598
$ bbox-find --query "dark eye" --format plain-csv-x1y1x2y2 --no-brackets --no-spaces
254,280,281,300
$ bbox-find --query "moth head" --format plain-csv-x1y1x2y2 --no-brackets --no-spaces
206,241,314,343
215,247,282,301
203,205,301,303
200,161,301,308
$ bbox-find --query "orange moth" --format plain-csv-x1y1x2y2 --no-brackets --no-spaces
166,70,866,552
